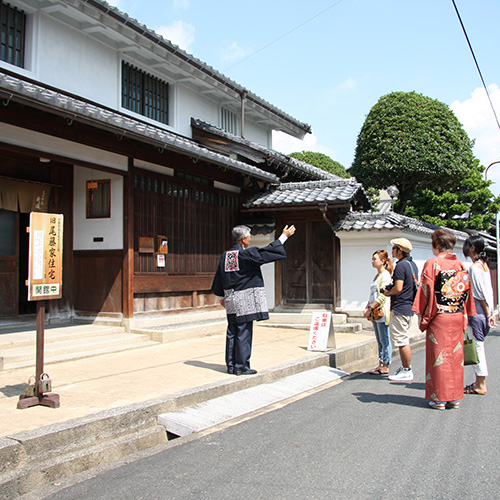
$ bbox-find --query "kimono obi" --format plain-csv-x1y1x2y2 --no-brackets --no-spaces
435,269,471,314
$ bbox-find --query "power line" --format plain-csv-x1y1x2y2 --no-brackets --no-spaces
223,0,347,72
452,0,500,133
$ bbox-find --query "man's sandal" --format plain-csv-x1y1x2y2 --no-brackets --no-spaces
464,384,486,395
369,367,389,375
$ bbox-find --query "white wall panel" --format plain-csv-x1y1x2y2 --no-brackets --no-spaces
73,166,123,250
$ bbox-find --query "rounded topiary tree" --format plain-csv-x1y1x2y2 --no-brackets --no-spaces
350,91,474,213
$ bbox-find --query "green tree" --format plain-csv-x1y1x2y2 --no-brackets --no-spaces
289,151,350,179
405,159,500,231
350,91,474,213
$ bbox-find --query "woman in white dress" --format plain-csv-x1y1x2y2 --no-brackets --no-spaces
463,235,497,395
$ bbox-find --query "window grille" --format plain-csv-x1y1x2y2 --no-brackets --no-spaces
221,107,238,135
0,0,25,68
122,61,169,125
134,171,238,274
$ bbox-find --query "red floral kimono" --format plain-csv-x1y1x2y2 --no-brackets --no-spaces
412,253,476,402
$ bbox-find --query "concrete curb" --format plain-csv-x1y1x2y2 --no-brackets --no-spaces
0,334,426,499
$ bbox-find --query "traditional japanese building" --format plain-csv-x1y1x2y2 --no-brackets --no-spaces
0,0,370,326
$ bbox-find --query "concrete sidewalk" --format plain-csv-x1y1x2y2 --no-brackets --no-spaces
0,322,384,499
0,325,375,438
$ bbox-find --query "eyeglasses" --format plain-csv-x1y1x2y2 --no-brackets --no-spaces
392,246,400,251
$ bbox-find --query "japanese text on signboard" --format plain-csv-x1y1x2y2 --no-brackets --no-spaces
28,213,64,301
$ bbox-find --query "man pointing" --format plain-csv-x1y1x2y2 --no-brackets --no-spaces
212,224,296,375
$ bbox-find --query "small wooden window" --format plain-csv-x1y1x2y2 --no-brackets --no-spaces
0,0,25,68
221,107,238,135
86,180,111,218
122,61,169,125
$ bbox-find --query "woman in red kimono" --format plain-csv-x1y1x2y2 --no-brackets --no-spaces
412,229,476,410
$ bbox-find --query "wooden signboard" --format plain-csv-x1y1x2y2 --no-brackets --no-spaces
18,212,63,409
27,212,64,301
307,311,336,351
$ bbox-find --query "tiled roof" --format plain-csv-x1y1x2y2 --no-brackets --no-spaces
191,119,337,181
334,211,469,240
375,199,393,213
243,179,370,210
0,72,279,183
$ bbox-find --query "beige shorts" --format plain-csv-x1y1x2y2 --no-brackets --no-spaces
389,314,413,347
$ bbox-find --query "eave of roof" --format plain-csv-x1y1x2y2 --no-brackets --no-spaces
333,211,470,240
78,0,311,135
243,179,371,211
0,71,279,183
191,118,337,182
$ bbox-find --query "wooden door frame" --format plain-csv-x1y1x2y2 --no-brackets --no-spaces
276,212,340,308
0,210,19,316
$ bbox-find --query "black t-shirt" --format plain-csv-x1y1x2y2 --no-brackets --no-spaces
387,256,419,315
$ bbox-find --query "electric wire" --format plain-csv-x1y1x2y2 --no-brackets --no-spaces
452,0,500,133
223,0,347,72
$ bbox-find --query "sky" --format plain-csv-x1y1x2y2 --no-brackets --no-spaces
107,0,500,195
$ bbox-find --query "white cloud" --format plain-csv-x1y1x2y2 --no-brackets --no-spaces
451,86,500,165
272,131,340,162
155,21,195,51
173,0,190,11
220,42,253,63
324,77,359,105
451,85,500,195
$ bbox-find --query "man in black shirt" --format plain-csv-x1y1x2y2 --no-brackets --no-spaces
383,238,419,381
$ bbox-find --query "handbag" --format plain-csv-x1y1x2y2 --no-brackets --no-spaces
463,329,479,365
371,305,384,321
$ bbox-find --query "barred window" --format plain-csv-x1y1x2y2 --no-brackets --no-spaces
134,171,238,274
0,0,25,68
122,61,169,125
221,107,238,135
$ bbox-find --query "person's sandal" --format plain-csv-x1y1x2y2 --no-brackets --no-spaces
429,401,446,410
464,384,486,395
369,367,389,375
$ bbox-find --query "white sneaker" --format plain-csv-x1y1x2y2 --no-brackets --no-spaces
388,366,414,381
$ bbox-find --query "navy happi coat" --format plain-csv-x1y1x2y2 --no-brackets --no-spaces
211,239,287,324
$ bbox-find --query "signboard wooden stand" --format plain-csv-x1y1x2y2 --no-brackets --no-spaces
17,213,63,410
307,311,336,351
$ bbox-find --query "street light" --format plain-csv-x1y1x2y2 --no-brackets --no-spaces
484,162,500,316
387,185,399,211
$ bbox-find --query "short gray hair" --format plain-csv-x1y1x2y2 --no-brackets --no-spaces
231,225,251,242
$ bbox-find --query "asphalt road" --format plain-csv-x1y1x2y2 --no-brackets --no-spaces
43,329,500,500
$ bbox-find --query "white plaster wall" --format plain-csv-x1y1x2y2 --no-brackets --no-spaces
250,233,276,310
73,167,123,250
1,3,292,153
337,230,469,312
37,15,118,107
244,120,270,146
176,85,216,138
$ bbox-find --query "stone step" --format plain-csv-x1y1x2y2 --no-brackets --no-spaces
262,321,362,334
0,414,166,500
0,326,159,371
268,311,348,325
132,321,227,344
158,366,349,437
0,325,127,350
2,333,154,365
